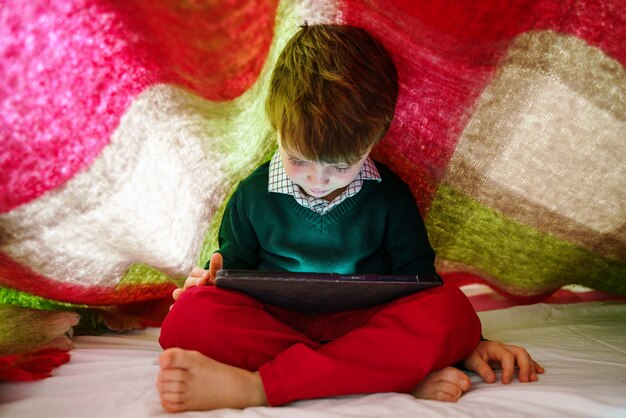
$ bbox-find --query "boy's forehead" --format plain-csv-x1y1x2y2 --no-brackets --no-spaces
276,136,307,159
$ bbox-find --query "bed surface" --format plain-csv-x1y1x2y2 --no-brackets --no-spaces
1,301,625,418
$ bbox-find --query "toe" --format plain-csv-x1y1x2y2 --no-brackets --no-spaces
440,366,471,391
435,381,464,402
158,367,187,383
160,348,196,369
161,389,186,404
162,400,186,413
161,348,191,368
433,391,459,402
159,349,176,368
159,380,186,393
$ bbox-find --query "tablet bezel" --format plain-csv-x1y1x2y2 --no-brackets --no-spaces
214,269,443,313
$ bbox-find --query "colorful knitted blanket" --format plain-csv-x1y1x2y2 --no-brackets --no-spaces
1,0,624,380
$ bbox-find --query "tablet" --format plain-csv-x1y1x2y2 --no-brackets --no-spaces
215,269,443,313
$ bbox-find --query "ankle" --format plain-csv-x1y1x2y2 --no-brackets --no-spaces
249,372,269,407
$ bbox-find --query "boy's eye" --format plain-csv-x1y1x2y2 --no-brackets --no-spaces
289,158,307,167
335,166,352,173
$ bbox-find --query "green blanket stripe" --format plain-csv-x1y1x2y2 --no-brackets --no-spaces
0,263,176,312
426,184,626,296
0,287,88,311
121,263,180,286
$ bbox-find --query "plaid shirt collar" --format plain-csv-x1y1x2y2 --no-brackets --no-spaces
268,150,381,215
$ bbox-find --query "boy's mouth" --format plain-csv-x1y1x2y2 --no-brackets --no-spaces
308,188,329,196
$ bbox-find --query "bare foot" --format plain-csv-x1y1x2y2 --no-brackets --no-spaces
156,348,268,412
411,367,471,402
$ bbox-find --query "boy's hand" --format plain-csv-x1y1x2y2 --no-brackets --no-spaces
462,340,545,384
171,253,223,304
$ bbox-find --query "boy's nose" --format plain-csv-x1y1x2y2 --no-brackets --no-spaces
308,167,329,185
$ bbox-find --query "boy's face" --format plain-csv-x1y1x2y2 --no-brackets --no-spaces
278,137,371,202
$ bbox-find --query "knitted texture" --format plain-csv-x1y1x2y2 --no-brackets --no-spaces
341,0,625,297
0,0,624,379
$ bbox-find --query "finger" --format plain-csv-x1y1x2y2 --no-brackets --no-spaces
207,253,223,285
512,347,532,382
491,348,515,384
190,267,209,287
464,355,496,384
195,272,208,286
183,276,204,290
535,361,545,374
528,363,537,382
189,266,206,278
530,361,545,381
200,268,212,286
519,348,542,383
208,252,223,274
172,288,183,301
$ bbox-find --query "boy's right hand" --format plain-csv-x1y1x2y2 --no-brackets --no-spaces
171,252,223,304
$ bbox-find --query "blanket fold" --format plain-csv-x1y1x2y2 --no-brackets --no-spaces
1,0,623,380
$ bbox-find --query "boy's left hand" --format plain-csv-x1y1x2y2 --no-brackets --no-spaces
462,340,545,384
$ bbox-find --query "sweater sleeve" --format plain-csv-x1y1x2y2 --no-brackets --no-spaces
215,185,261,270
383,181,437,275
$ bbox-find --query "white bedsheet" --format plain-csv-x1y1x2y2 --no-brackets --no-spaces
1,301,625,418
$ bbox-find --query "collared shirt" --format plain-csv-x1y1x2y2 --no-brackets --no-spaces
268,151,381,215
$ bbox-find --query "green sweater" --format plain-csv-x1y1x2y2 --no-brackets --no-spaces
216,161,436,275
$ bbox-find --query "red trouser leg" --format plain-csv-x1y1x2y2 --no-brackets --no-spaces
159,286,320,371
159,283,481,406
259,283,481,405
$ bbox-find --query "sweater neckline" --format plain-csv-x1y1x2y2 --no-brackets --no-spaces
283,181,374,225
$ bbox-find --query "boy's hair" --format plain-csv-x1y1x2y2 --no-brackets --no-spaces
266,24,399,165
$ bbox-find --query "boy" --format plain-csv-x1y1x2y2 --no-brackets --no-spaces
157,24,543,412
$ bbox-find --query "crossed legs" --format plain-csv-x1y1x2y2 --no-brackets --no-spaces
158,284,481,411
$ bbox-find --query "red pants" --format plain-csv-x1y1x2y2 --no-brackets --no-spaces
159,283,481,406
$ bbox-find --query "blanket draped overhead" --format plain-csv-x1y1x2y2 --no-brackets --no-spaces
1,0,624,380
